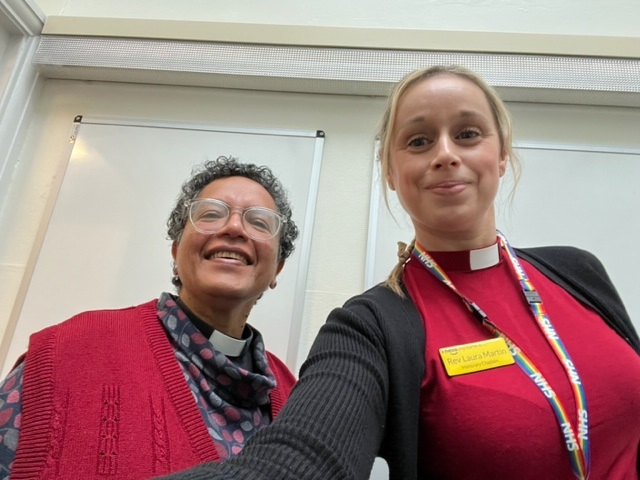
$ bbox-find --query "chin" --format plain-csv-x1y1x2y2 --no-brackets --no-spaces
212,285,264,301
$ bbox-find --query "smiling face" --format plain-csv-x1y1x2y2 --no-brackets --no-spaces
387,74,507,250
171,176,284,319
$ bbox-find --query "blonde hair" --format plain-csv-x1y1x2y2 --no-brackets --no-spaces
379,65,521,296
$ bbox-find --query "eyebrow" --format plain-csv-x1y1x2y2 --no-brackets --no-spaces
458,109,484,119
401,109,488,127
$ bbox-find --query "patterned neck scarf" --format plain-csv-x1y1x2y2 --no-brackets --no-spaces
157,292,276,458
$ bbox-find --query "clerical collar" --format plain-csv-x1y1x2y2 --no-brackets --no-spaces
174,295,250,357
426,241,501,272
208,329,248,357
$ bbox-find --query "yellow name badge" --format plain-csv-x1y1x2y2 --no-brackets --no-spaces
439,337,515,377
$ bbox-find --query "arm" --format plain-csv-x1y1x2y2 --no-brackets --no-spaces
159,293,391,480
0,361,25,477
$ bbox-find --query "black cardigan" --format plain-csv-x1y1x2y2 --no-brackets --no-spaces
159,246,639,480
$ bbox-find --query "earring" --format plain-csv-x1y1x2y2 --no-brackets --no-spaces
172,263,180,283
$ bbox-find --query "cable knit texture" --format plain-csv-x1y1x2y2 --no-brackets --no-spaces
10,300,295,479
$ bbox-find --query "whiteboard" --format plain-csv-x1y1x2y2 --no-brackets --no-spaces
3,117,324,376
365,143,640,332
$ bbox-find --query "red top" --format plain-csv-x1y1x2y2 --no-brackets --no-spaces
10,300,295,479
404,248,640,479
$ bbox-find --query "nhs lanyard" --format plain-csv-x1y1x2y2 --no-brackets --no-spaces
412,232,590,480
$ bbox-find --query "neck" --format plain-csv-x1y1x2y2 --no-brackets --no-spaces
413,209,499,251
416,230,498,252
415,241,500,271
178,293,253,339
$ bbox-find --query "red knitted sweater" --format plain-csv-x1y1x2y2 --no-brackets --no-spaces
10,300,295,479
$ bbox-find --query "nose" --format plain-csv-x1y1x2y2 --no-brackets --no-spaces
431,137,460,169
216,211,248,239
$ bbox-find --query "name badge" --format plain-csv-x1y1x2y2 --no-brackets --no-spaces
439,337,514,377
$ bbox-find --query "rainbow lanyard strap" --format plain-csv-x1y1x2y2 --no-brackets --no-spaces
412,231,590,480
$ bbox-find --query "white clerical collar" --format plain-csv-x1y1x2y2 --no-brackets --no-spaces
209,329,248,357
426,241,501,271
469,242,500,270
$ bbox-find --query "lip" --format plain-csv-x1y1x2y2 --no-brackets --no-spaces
427,180,469,195
204,247,253,265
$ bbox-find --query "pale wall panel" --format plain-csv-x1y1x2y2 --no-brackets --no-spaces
0,79,385,373
1,78,639,376
32,0,640,37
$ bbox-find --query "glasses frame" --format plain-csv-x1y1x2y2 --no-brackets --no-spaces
185,198,286,241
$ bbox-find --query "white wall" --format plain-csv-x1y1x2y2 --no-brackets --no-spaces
33,0,640,37
1,77,639,375
1,0,639,372
0,26,9,56
0,2,43,360
0,79,385,371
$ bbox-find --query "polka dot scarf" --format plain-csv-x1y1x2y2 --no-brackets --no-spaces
157,293,276,459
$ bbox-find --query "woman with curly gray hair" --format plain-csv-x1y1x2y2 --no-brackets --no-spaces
0,156,299,479
167,156,299,280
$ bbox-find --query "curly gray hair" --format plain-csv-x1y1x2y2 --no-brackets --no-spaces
167,156,299,288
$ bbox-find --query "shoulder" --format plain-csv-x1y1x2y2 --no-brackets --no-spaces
343,283,417,316
338,283,420,328
31,299,158,342
517,245,639,352
69,299,157,321
329,283,424,348
516,245,606,277
517,245,600,263
265,352,296,383
64,299,156,324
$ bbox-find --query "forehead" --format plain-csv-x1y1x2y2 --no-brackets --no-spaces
198,176,277,209
396,74,494,121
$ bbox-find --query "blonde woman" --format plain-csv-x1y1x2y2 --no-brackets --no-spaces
162,67,640,480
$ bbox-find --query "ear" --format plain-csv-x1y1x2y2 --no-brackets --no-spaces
498,151,508,177
171,241,178,262
270,260,285,289
387,177,396,190
386,168,396,191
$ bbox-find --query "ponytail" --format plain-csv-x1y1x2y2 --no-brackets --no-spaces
384,239,415,297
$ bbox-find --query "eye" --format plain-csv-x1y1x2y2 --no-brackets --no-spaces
248,217,270,231
458,128,481,140
245,210,277,233
201,209,224,220
195,204,227,221
407,135,430,148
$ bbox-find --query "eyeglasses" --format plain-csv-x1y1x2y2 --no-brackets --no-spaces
186,198,286,241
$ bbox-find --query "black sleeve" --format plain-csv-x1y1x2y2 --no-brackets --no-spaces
157,294,391,480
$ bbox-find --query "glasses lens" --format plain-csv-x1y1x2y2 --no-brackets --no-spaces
243,208,282,240
189,199,228,233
